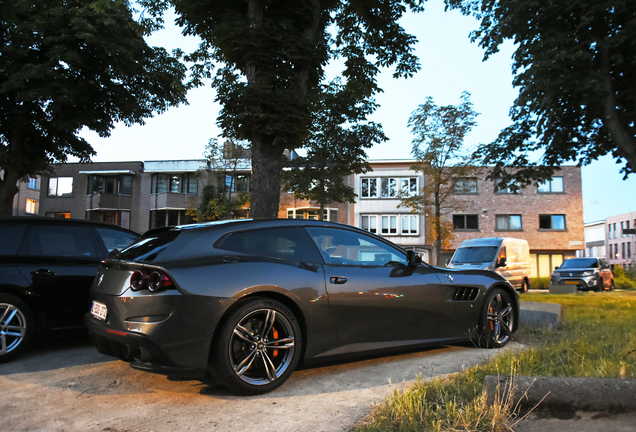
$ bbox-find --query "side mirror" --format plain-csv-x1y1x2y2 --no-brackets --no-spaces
407,250,422,266
496,257,507,268
555,265,560,269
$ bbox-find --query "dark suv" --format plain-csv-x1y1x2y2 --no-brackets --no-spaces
551,257,614,292
0,217,138,362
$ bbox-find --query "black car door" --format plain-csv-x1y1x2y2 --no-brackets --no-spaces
305,227,444,349
15,224,103,329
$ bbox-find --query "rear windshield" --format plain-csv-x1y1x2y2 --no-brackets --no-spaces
451,246,498,264
119,229,180,262
560,258,598,269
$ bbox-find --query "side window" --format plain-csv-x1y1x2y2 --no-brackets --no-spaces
305,227,407,266
216,228,322,263
0,223,27,255
95,228,138,253
20,225,97,258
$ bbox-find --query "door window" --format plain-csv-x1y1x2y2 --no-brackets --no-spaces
20,225,97,257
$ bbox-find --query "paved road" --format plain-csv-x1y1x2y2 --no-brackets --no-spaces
1,336,515,432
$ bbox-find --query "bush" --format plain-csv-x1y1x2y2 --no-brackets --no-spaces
531,276,550,289
614,266,636,289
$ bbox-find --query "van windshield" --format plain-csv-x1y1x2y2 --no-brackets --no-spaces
451,246,499,264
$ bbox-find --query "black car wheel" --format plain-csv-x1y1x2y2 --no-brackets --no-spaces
0,294,35,363
609,280,615,291
594,277,604,292
519,279,529,293
209,297,302,395
478,288,514,349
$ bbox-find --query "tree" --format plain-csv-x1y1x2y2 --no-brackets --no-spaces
147,0,424,218
188,138,251,220
282,80,385,219
0,0,187,216
446,0,636,186
399,92,479,266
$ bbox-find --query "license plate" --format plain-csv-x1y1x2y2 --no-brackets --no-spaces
91,301,108,320
565,281,579,285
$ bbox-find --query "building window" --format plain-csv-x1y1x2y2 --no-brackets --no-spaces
622,243,626,259
495,214,522,231
27,177,38,190
537,177,564,193
182,173,198,194
45,212,70,218
119,175,133,195
453,214,479,230
453,177,477,194
613,223,617,239
219,174,250,193
400,215,419,234
361,177,417,199
494,178,519,194
150,210,195,229
25,198,38,214
539,214,566,230
361,214,419,236
150,174,169,194
628,243,632,259
48,177,73,197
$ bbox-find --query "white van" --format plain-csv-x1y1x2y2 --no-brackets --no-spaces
447,237,531,292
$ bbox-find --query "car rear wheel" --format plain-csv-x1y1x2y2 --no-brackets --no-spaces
609,280,615,291
209,297,302,395
594,277,604,292
478,288,514,349
0,294,35,363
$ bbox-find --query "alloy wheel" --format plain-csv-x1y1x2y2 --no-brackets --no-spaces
486,292,514,345
0,303,28,356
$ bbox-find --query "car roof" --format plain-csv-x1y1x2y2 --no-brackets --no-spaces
0,216,138,234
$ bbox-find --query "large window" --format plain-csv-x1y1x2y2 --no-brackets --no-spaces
27,177,39,190
538,177,564,193
25,198,38,214
539,214,566,230
494,178,519,194
495,214,522,231
87,175,133,195
150,210,195,228
287,208,338,222
361,177,417,198
151,173,198,194
453,178,477,194
219,173,250,193
361,214,419,236
453,214,479,230
182,173,198,194
48,177,73,197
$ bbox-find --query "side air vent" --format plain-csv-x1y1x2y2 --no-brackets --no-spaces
452,287,479,301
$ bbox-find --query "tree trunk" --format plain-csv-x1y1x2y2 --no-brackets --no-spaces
0,167,20,217
250,136,284,218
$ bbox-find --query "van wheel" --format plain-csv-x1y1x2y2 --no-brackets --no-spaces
609,280,615,291
519,279,529,293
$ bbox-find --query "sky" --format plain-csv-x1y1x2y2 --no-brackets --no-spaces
79,0,635,224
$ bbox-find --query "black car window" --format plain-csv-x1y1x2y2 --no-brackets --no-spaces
216,227,322,263
305,227,407,266
20,225,98,258
119,229,180,262
95,228,138,253
560,258,598,269
0,223,27,255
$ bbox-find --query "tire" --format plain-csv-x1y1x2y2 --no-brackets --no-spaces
594,277,604,292
609,280,615,291
519,279,529,293
478,288,515,349
209,297,302,395
0,294,35,363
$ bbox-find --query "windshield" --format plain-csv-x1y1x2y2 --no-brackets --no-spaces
559,258,598,269
451,246,498,264
119,229,180,262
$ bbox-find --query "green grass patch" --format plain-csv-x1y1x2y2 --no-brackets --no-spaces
354,291,636,432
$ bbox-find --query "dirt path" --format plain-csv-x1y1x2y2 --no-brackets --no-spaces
1,338,519,432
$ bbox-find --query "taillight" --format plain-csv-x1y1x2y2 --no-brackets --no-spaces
129,270,173,292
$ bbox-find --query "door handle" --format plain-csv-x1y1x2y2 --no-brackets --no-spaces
330,276,348,284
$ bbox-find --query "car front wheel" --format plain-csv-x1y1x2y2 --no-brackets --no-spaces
0,294,35,363
478,288,515,349
209,297,302,395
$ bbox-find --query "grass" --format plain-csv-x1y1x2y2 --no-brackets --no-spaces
354,290,636,432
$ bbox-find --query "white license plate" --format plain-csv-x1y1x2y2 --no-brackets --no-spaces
90,301,108,321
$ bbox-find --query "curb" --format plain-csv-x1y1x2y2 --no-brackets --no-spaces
519,301,563,326
483,375,636,411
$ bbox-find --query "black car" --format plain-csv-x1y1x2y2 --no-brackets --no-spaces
0,217,138,362
85,219,519,395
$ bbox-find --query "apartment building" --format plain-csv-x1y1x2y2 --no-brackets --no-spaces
606,211,636,268
583,220,607,258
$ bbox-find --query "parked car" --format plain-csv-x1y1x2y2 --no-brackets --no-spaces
447,237,532,292
551,257,614,291
85,219,519,395
0,217,138,363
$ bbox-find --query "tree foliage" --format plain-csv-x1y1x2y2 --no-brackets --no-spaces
446,0,636,185
282,79,385,219
146,0,425,218
189,138,251,221
399,92,480,265
0,0,187,216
